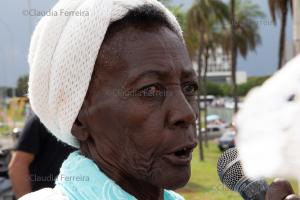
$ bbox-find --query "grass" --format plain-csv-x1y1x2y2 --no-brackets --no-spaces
176,142,299,200
0,124,11,136
176,143,240,200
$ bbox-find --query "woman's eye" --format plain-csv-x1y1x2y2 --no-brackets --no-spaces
136,84,165,97
182,83,199,96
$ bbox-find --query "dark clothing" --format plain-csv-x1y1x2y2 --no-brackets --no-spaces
16,115,75,191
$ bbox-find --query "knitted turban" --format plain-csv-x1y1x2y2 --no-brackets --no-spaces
28,0,183,148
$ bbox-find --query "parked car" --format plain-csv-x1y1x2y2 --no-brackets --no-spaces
206,115,227,134
218,130,236,151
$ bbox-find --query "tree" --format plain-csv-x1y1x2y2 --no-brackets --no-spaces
16,75,29,97
230,0,238,113
158,0,186,28
0,87,14,98
268,0,293,69
237,76,269,96
223,0,264,112
206,82,224,96
186,0,228,160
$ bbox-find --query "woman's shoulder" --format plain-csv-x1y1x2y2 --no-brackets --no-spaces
19,188,183,200
19,188,68,200
164,190,185,200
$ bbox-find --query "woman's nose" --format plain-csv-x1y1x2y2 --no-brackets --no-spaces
166,90,197,130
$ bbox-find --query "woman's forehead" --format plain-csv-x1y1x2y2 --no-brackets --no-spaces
96,25,192,78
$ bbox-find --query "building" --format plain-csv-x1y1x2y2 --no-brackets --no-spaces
293,0,300,56
193,48,247,84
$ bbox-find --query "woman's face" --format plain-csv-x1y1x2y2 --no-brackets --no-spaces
75,25,199,189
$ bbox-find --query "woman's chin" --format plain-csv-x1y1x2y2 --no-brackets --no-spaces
150,163,191,190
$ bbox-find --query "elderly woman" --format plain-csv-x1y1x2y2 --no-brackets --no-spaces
19,0,300,199
20,0,198,199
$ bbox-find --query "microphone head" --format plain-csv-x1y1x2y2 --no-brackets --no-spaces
217,148,245,191
217,148,268,200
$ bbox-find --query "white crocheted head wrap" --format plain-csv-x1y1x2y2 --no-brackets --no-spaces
28,0,183,148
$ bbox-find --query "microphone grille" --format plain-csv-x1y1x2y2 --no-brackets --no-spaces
217,148,238,176
217,148,245,191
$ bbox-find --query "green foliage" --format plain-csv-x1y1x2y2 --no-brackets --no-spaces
177,142,240,200
169,5,186,29
0,124,11,135
205,82,224,96
158,0,186,29
205,82,233,97
219,83,232,96
16,75,29,97
0,87,14,98
268,0,293,24
188,0,265,61
237,76,269,96
186,0,229,59
185,0,265,112
6,88,14,97
177,142,298,199
205,76,269,97
224,0,265,58
268,0,292,69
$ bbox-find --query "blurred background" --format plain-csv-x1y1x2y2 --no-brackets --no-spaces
0,0,299,199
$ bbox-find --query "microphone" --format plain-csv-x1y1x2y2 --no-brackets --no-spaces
217,148,269,200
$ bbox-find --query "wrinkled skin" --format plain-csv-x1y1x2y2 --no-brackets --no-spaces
71,25,198,200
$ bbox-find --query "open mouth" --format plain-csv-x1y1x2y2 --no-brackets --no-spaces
174,147,194,158
163,143,197,166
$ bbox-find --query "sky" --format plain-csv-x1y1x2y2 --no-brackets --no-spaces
0,0,293,87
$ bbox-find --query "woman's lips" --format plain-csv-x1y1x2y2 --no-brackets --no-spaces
163,143,197,166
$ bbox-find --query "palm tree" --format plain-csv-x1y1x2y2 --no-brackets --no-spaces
268,0,293,69
186,0,228,160
158,0,186,28
230,0,238,113
224,0,264,112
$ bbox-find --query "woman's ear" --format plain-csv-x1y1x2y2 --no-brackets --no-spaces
71,103,89,141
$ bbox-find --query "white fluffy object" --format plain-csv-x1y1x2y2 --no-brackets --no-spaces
28,0,183,148
236,55,300,180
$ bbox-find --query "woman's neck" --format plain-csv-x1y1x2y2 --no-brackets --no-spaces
80,142,164,200
117,176,164,200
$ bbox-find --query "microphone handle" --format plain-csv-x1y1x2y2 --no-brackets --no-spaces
238,179,269,200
